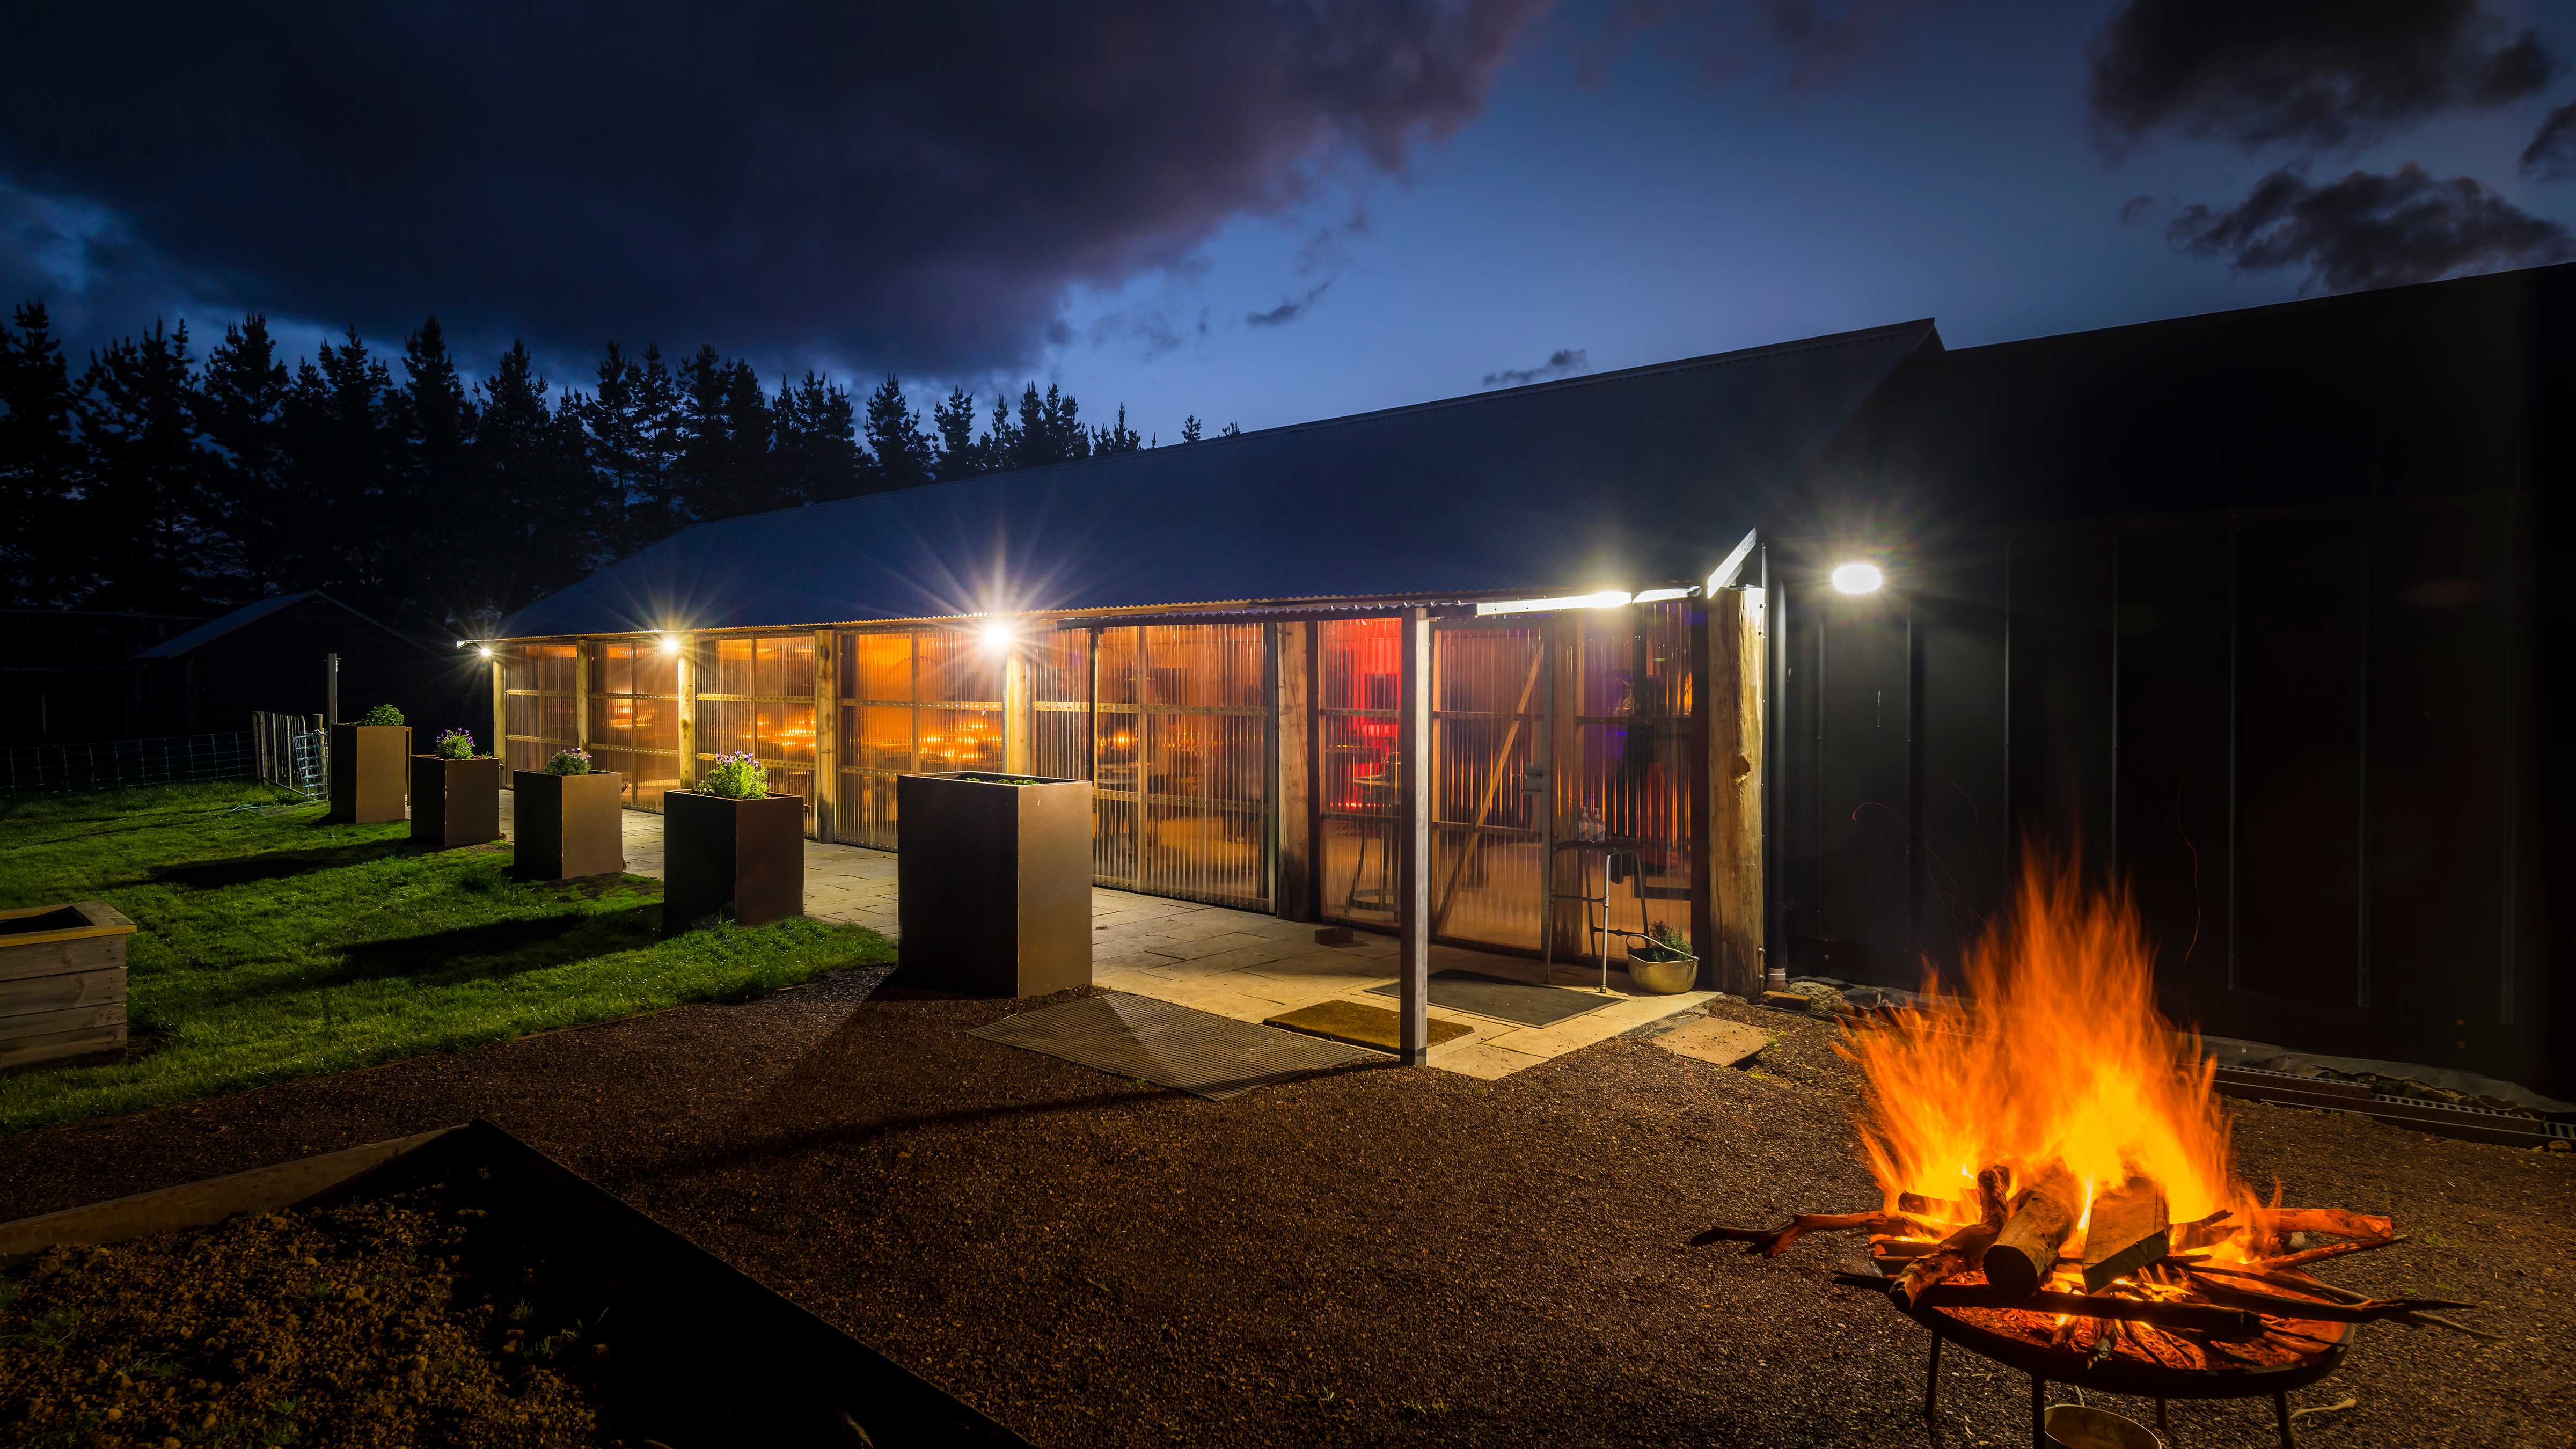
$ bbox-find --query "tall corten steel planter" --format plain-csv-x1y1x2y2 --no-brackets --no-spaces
897,772,1091,997
513,770,626,880
410,756,502,847
663,792,806,933
326,724,410,823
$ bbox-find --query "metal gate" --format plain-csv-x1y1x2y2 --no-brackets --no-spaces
1431,623,1549,951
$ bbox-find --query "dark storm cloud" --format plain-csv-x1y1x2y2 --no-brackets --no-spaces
2166,163,2575,292
1246,280,1334,327
1482,347,1588,387
0,1,1548,373
2523,100,2576,181
2118,194,2158,224
2087,0,2557,156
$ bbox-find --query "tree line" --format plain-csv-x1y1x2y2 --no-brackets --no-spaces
0,303,1235,636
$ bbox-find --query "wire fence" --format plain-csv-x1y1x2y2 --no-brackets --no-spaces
0,730,259,796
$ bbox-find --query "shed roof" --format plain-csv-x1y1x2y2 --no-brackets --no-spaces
499,319,1937,639
134,591,414,660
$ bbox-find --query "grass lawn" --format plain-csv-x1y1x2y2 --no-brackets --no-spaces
0,781,893,1133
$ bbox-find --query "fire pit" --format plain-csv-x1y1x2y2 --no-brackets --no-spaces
1695,860,2485,1447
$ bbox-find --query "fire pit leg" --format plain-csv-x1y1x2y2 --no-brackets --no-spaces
1922,1330,1943,1443
2029,1374,2045,1448
2155,1399,2171,1437
2273,1391,2294,1447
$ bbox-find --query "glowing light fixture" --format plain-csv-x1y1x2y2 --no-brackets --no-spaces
1830,561,1885,595
978,619,1015,652
658,633,682,655
476,645,495,658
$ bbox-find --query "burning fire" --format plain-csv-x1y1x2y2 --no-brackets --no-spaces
1842,856,2258,1243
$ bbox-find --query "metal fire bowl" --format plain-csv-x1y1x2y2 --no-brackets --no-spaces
1876,1272,2355,1401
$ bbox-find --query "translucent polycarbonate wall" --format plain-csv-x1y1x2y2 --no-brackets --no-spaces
1567,603,1696,943
588,639,682,808
1092,623,1271,909
832,626,1004,850
499,642,579,775
1431,623,1547,951
695,634,817,828
1315,618,1401,928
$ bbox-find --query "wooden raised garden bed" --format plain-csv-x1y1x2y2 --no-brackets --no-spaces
897,772,1091,996
0,1119,1028,1447
0,901,134,1071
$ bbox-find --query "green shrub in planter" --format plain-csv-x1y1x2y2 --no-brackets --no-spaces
545,748,595,776
433,728,480,760
357,703,405,726
699,750,767,799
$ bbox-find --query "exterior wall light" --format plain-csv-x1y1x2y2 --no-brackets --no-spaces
1830,562,1885,595
978,619,1015,652
658,633,682,655
477,645,495,658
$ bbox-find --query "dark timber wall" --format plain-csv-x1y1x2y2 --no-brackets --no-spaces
1767,264,2570,1092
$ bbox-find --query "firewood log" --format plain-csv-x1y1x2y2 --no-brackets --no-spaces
2080,1177,2170,1292
1690,1210,1905,1255
1897,1222,1999,1304
2259,1235,2407,1270
1983,1163,2082,1297
1833,1274,2267,1339
2252,1208,2397,1243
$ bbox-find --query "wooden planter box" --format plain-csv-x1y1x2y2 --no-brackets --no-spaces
0,1121,1029,1446
0,901,135,1071
663,791,805,933
409,755,502,847
896,772,1091,997
326,723,411,823
512,770,626,880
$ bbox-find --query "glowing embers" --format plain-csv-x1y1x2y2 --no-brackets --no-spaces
1693,857,2478,1385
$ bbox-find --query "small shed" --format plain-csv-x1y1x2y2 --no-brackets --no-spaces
133,592,473,735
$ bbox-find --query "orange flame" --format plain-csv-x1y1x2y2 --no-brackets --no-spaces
1841,855,2257,1232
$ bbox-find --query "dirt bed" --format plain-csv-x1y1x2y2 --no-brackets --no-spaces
0,1181,616,1449
2,972,2571,1448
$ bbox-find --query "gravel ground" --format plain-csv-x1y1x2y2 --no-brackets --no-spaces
2,979,2570,1449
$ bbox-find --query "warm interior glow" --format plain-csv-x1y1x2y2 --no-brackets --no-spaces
1842,857,2260,1263
1830,561,1884,594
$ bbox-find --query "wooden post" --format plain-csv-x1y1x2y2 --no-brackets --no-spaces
1707,587,1768,998
1002,644,1031,775
1397,608,1433,1064
813,629,838,841
1274,621,1314,920
674,635,697,791
573,640,590,752
1688,602,1717,991
488,650,504,775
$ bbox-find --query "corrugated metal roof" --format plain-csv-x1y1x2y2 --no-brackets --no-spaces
498,319,1937,639
133,592,317,658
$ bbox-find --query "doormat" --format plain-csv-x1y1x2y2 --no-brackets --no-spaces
1364,970,1611,1028
1265,1000,1474,1055
969,993,1381,1101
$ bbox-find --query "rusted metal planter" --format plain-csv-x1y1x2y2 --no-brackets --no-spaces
513,770,626,880
409,755,502,848
663,791,805,932
0,901,134,1071
0,1119,1029,1447
897,772,1091,997
326,723,410,823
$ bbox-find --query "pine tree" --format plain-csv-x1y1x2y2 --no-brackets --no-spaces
1012,383,1048,470
470,340,572,627
582,341,653,560
287,328,399,609
1180,414,1203,444
931,384,980,480
0,303,86,604
720,359,777,514
392,317,475,611
862,374,933,489
1220,421,1242,437
76,320,207,611
981,392,1021,473
1042,384,1087,462
192,314,294,599
1091,403,1142,456
634,343,681,538
674,345,731,522
775,371,861,504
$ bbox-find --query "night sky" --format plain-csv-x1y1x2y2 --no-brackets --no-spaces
6,0,2573,439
